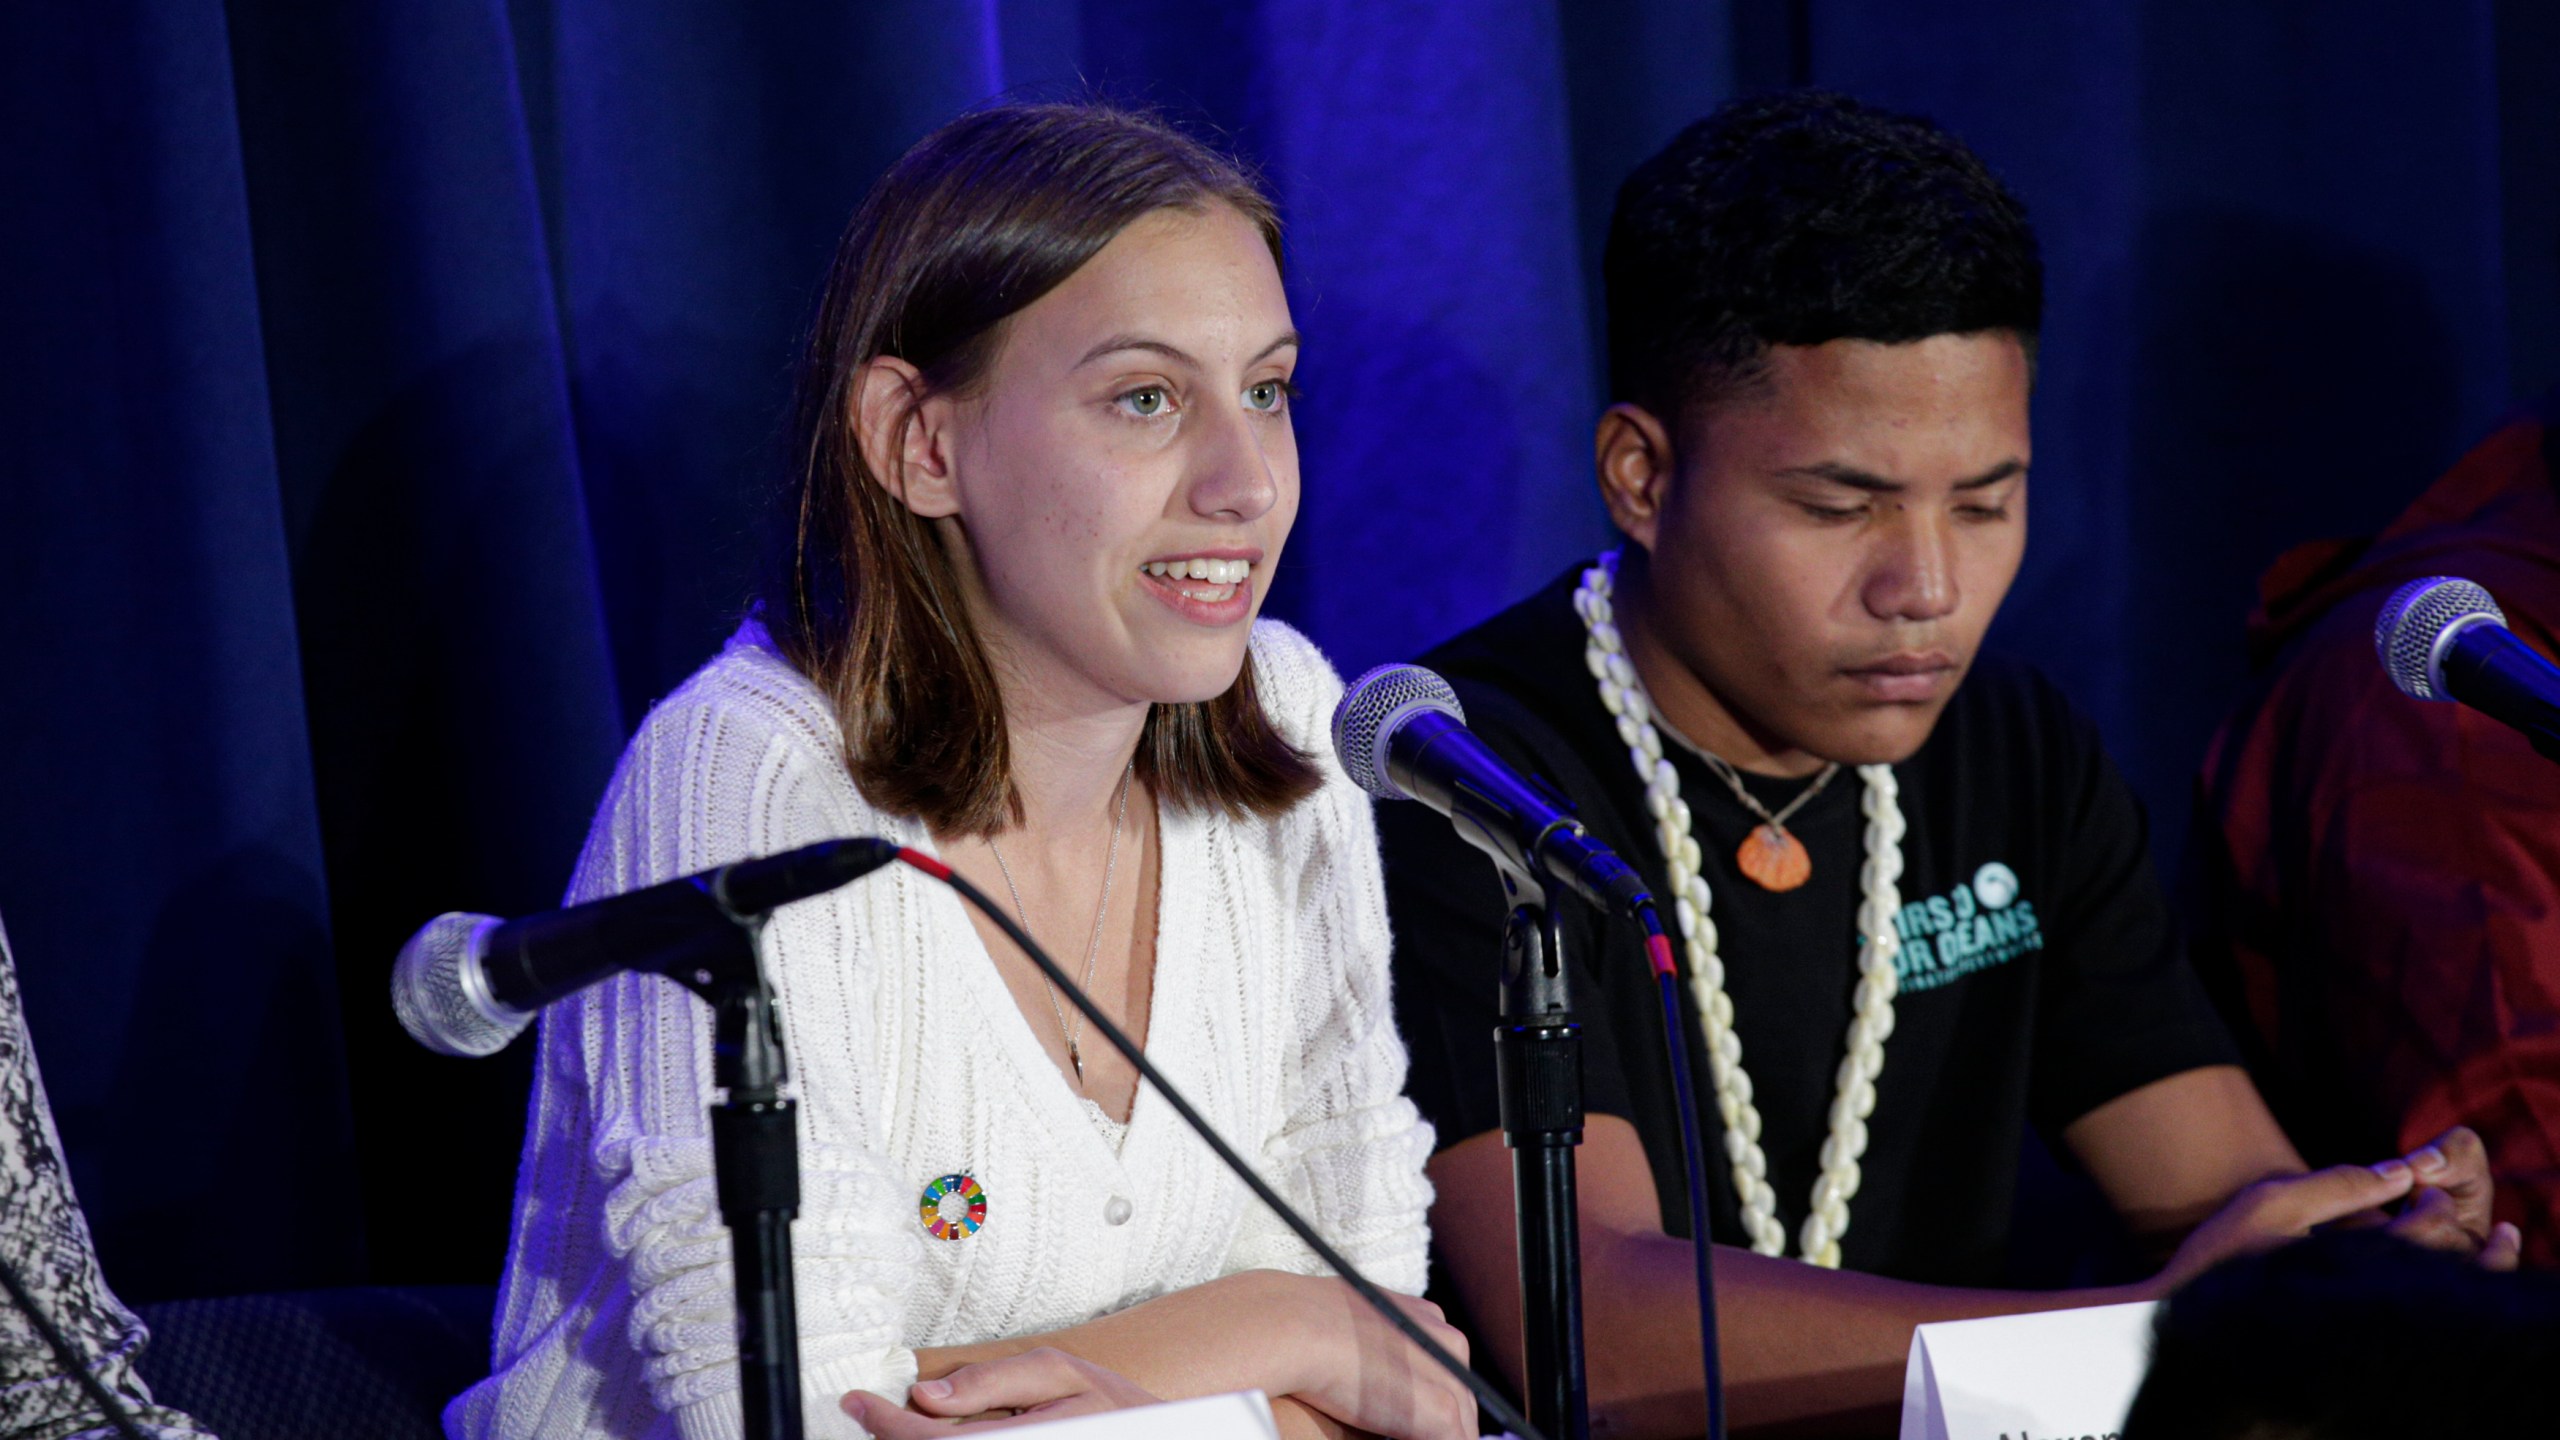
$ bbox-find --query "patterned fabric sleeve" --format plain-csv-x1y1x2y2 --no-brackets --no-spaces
0,916,215,1440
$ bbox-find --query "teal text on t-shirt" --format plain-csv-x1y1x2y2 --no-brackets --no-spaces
1891,861,2045,992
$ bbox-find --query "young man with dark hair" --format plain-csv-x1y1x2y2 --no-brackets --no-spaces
1380,91,2515,1436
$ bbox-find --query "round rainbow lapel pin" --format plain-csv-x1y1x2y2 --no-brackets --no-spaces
919,1172,987,1241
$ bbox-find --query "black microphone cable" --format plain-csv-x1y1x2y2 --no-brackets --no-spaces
1636,903,1728,1440
888,846,1543,1440
0,1250,151,1440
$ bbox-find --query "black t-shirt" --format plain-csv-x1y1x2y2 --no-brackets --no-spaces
1382,566,2238,1285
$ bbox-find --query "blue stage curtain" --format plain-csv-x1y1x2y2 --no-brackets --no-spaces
0,1,2550,1296
0,1,364,1296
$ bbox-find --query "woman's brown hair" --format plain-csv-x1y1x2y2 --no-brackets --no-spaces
768,102,1322,836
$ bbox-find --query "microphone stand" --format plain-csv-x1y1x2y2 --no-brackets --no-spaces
701,948,804,1440
647,892,807,1440
1495,867,1590,1440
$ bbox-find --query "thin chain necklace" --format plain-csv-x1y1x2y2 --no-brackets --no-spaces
1672,725,1839,892
1575,552,1905,1267
987,763,1133,1088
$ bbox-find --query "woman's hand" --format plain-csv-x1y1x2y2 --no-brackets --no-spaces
1264,1274,1477,1440
841,1347,1158,1436
883,1271,1475,1439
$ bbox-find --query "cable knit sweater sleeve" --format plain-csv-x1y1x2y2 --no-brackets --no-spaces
552,659,921,1440
1218,625,1437,1294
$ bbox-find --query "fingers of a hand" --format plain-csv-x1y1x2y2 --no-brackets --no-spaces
841,1391,948,1439
2384,1184,2476,1255
1378,1293,1467,1366
1362,1308,1475,1440
2411,1125,2485,1174
2257,1163,2415,1233
1433,1364,1480,1440
946,1399,1121,1432
1424,1316,1468,1357
2482,1221,2525,1272
1380,1356,1476,1440
2409,1127,2492,1197
1422,1379,1476,1440
863,1387,1124,1437
912,1350,1096,1418
1385,1292,1449,1329
2410,1128,2497,1240
1401,1308,1476,1440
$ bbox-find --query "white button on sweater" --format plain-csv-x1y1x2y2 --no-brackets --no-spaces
447,619,1436,1440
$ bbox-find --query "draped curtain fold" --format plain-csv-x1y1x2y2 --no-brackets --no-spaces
1,0,2545,1296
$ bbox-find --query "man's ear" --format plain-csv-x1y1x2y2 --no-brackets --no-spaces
1594,402,1677,551
852,356,961,519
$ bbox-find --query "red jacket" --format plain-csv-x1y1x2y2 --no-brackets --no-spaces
2193,407,2560,1265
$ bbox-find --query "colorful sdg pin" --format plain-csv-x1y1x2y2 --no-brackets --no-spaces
919,1172,987,1241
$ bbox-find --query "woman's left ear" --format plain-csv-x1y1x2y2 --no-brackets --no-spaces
852,355,962,519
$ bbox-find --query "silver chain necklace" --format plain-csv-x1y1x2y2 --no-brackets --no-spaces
1692,743,1839,833
1672,728,1840,893
986,763,1133,1087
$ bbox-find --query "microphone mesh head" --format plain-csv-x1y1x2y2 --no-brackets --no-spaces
2374,576,2504,701
1332,664,1464,800
391,913,523,1057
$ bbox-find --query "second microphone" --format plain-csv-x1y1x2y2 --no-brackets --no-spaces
1333,663,1654,917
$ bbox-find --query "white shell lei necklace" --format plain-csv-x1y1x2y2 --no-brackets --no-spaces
1573,552,1906,1266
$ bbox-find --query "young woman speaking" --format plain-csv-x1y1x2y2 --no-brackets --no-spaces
451,104,1466,1440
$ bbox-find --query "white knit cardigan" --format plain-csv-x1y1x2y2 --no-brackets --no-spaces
446,619,1436,1440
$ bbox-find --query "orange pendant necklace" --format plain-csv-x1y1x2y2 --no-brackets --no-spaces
1735,823,1813,891
1697,754,1839,893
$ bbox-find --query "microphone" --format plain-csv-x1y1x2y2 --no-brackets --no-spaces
2375,576,2560,761
1332,663,1652,914
391,837,902,1056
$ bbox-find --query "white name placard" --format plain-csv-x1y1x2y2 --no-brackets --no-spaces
1898,1300,2160,1440
993,1390,1278,1440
